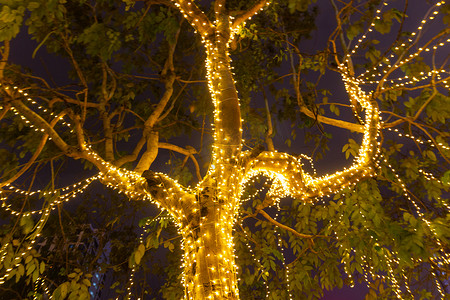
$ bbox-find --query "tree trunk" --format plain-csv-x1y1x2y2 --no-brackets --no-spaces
181,182,239,300
176,25,243,299
174,20,244,299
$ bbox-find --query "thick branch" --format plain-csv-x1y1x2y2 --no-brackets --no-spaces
232,0,270,29
114,136,147,167
205,39,242,164
145,74,175,129
243,151,305,198
141,170,195,221
302,104,380,198
145,27,180,128
172,0,213,37
134,131,159,174
244,96,380,200
159,142,196,155
299,106,364,132
214,0,226,16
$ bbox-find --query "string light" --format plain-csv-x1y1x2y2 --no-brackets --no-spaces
381,156,448,299
386,127,450,151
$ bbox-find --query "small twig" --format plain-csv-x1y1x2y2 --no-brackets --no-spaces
258,210,314,239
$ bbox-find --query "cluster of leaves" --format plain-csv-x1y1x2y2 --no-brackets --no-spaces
52,269,92,300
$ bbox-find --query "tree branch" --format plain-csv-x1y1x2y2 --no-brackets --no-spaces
0,111,66,188
299,106,364,132
113,136,147,167
0,103,11,121
232,0,270,29
260,83,274,151
258,209,314,239
141,170,195,221
158,142,202,180
172,0,213,37
10,98,78,158
3,91,194,219
0,40,9,80
60,34,89,122
134,130,159,174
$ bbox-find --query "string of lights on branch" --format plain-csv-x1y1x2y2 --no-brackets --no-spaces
356,1,449,83
385,127,450,151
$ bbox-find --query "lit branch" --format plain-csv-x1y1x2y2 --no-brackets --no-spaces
10,98,78,158
242,151,305,198
172,0,213,37
214,0,226,16
0,110,70,189
302,104,380,198
375,28,450,97
3,88,190,214
243,70,381,201
141,170,195,221
231,0,271,29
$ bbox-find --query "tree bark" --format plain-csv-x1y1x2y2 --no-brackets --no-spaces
177,19,243,299
181,186,239,299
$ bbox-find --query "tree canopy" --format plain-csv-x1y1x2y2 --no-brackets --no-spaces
0,0,449,299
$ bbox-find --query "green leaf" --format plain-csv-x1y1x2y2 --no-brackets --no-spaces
18,263,24,277
26,262,36,276
424,150,436,161
138,243,145,255
61,282,68,299
27,2,40,10
32,268,39,282
441,170,450,186
25,255,32,265
20,215,34,234
134,250,142,265
40,261,45,274
82,278,91,287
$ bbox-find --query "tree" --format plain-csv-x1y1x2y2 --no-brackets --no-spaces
0,0,449,299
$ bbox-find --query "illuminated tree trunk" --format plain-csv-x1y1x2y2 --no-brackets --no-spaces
178,19,243,299
181,183,239,299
